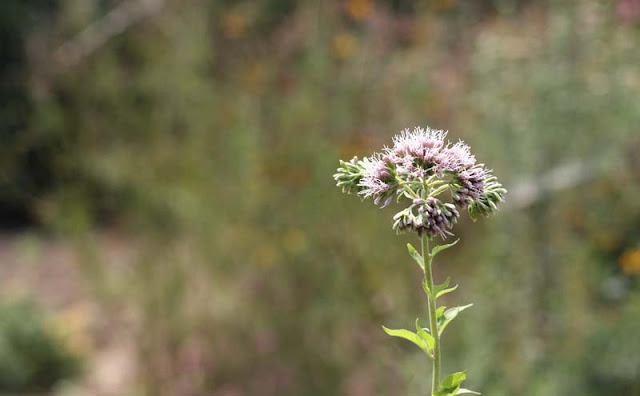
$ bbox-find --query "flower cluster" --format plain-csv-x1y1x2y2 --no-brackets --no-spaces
393,198,460,239
449,164,487,208
334,126,506,238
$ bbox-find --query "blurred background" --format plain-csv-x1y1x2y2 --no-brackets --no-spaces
1,0,640,395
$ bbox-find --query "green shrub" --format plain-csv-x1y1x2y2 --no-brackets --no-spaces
0,300,81,392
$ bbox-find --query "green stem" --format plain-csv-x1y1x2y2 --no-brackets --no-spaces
422,234,441,395
397,180,420,199
429,184,450,198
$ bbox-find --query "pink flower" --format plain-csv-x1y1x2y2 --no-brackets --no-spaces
334,125,506,237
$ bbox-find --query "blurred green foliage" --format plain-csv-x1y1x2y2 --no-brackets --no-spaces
0,300,80,392
1,0,640,395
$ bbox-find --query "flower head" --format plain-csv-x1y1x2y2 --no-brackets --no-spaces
334,126,506,238
358,153,397,207
450,164,487,208
384,127,448,178
437,141,477,172
333,156,365,194
393,197,460,238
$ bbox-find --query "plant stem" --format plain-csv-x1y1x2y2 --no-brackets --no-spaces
422,234,441,395
397,180,420,199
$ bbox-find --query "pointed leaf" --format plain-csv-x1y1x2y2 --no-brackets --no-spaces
434,390,456,396
440,371,467,389
415,318,435,354
432,277,451,296
435,388,470,396
434,379,480,396
455,389,481,395
436,284,459,299
438,304,473,336
430,239,460,258
382,326,428,354
435,306,446,322
407,243,424,271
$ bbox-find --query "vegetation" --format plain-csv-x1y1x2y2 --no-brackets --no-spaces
0,300,80,392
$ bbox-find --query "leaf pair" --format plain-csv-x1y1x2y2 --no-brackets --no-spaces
424,276,459,300
382,318,435,359
433,371,480,396
406,239,459,272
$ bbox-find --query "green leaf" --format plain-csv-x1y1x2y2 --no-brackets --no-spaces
454,389,481,395
440,371,467,389
435,388,481,396
432,277,450,294
415,318,435,355
407,243,424,271
434,371,480,396
430,239,460,258
438,304,473,336
432,277,452,297
436,284,459,299
382,326,428,354
435,306,446,322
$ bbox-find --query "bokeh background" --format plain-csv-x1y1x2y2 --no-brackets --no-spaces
2,0,640,395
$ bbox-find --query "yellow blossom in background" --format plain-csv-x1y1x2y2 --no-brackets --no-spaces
222,12,246,38
332,33,357,60
620,249,640,275
346,0,372,21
